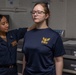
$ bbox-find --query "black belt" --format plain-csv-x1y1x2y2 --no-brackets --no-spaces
0,64,17,68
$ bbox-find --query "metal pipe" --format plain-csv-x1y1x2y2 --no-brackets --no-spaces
0,7,27,12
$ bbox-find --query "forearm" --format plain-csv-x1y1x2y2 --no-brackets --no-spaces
27,24,36,31
54,56,63,75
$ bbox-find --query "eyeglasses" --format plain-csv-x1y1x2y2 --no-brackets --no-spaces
31,10,45,15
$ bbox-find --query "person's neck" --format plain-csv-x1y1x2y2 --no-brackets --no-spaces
0,32,7,41
0,31,6,37
36,22,48,29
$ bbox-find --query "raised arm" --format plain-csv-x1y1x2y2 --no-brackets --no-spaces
27,24,36,31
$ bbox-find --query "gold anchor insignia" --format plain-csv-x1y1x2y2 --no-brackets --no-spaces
41,37,50,44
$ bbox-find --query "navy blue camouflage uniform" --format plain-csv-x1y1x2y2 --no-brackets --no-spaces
0,28,27,75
